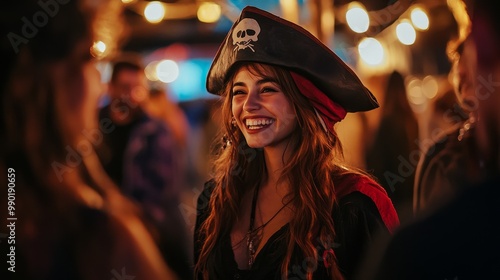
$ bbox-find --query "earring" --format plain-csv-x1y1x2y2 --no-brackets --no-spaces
222,133,232,149
231,117,237,127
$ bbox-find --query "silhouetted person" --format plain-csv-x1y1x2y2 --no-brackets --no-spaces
413,35,484,214
365,71,419,224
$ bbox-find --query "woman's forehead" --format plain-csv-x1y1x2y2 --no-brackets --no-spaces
233,63,278,80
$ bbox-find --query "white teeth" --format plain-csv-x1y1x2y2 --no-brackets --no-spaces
245,118,274,130
245,118,274,126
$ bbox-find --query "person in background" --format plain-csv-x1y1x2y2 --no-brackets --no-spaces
144,85,190,192
97,56,192,279
145,85,189,150
194,6,399,280
356,0,500,278
365,70,419,224
0,0,178,279
413,0,484,214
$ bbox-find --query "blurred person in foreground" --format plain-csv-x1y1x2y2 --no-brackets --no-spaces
97,56,191,279
0,0,178,279
357,1,500,279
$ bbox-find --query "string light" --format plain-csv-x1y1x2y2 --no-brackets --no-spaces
411,7,430,30
197,2,221,23
346,2,369,33
144,1,165,24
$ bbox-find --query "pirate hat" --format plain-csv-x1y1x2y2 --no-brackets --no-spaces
206,6,379,114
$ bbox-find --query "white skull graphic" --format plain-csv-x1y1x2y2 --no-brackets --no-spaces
232,18,261,52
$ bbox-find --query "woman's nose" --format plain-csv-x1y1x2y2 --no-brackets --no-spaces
243,91,261,112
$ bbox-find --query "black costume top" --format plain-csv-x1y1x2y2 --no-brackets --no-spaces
413,122,483,214
194,173,399,280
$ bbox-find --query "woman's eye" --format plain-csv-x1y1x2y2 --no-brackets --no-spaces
262,87,278,93
232,90,245,96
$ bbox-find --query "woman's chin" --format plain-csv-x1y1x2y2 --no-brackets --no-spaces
246,141,266,149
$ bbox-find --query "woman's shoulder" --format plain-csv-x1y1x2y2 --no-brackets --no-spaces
334,171,400,232
333,172,383,196
197,178,215,206
195,179,217,227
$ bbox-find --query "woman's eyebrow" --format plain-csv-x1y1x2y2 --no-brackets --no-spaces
232,77,277,88
232,81,246,87
256,77,278,85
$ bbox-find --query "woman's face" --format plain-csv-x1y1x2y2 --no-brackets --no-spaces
231,65,297,149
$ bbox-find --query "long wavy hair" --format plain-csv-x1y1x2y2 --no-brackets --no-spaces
196,63,363,279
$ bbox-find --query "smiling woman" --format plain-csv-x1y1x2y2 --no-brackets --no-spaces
194,6,399,280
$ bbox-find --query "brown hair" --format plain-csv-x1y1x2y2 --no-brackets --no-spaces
1,1,127,277
195,63,362,279
110,54,145,83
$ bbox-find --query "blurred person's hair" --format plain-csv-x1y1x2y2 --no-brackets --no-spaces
110,53,145,83
446,0,471,63
1,0,124,160
381,71,414,118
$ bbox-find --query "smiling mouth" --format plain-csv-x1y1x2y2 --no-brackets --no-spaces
245,118,275,130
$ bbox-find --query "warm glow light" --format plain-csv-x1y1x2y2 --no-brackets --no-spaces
121,0,135,3
156,60,179,83
280,0,299,23
94,41,106,53
422,75,438,99
144,1,165,24
358,37,384,65
396,20,416,45
346,2,369,33
197,2,221,23
145,61,159,81
411,7,429,30
407,78,426,105
90,41,107,58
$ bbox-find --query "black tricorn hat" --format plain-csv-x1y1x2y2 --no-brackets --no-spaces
206,6,379,113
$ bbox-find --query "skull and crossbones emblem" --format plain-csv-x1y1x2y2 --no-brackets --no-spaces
232,18,261,52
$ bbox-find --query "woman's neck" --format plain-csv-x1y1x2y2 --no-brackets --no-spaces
263,149,283,178
263,133,297,171
261,146,292,195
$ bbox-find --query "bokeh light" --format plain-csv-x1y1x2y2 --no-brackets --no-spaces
144,1,165,24
346,2,370,33
197,2,221,23
358,37,384,66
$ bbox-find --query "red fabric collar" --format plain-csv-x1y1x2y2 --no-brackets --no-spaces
290,71,347,133
335,173,400,233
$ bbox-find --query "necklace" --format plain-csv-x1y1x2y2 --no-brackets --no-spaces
458,115,476,141
245,184,293,268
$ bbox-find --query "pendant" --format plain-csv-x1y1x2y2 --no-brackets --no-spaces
247,232,256,267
